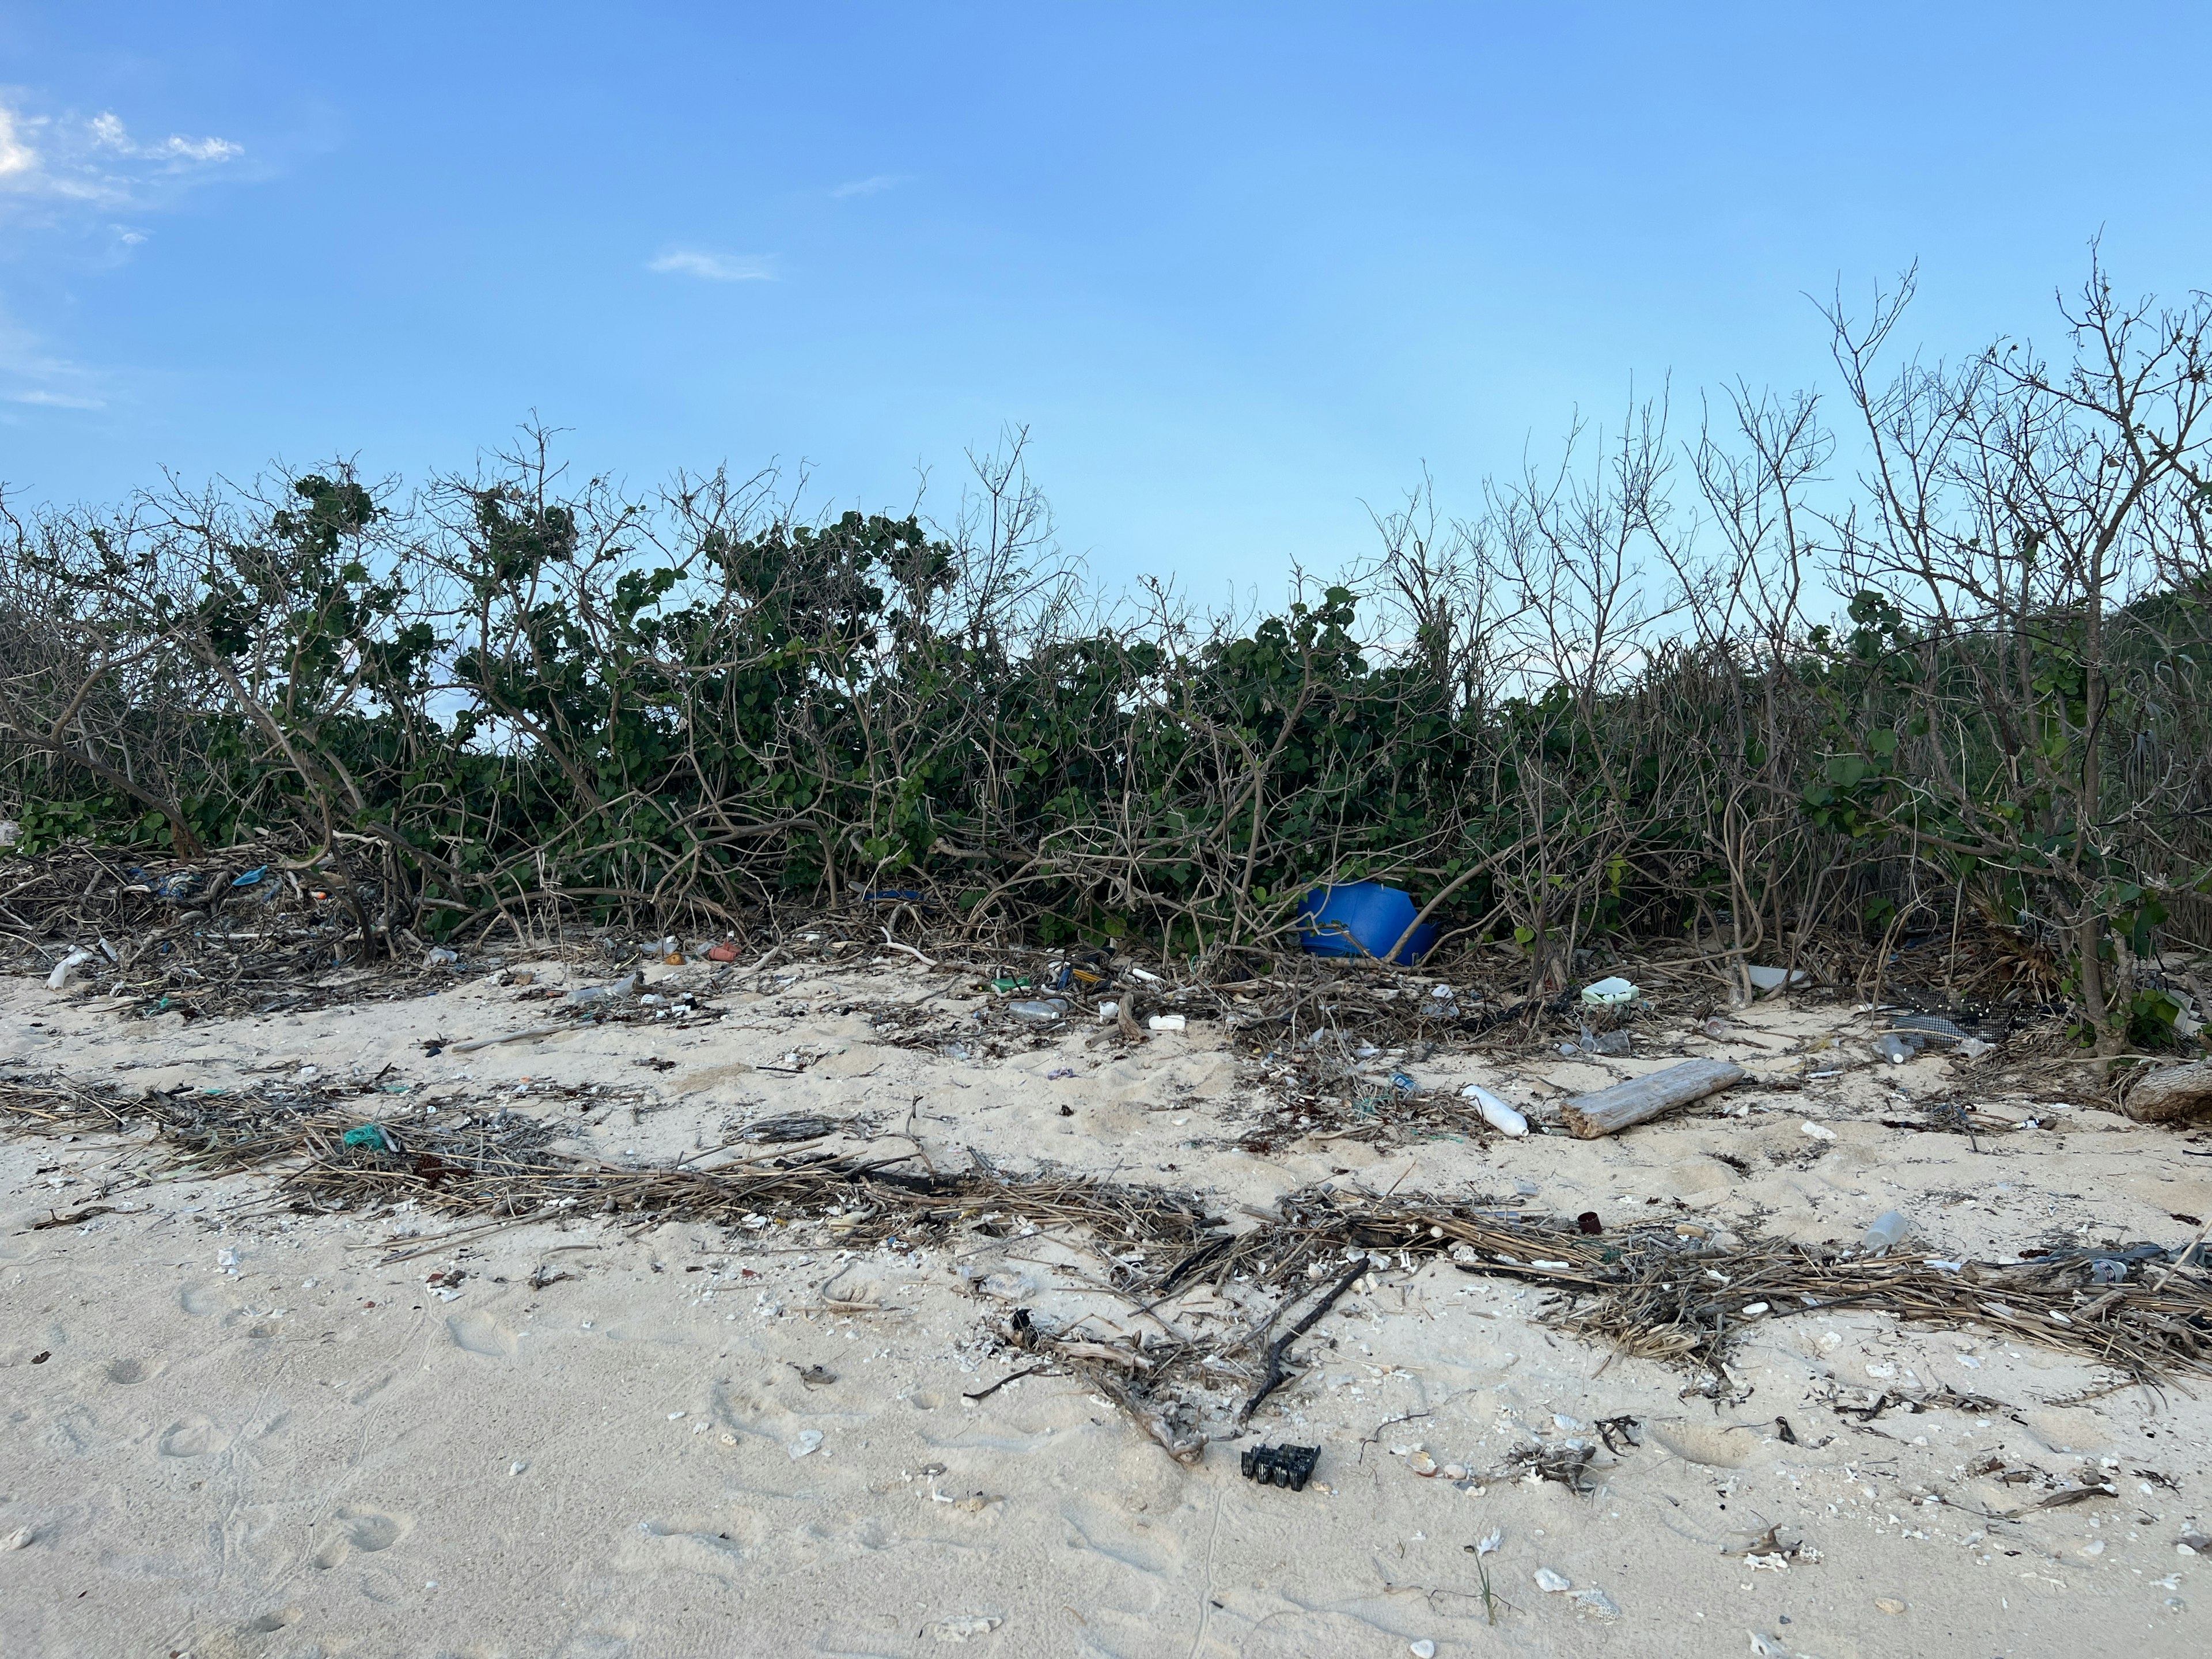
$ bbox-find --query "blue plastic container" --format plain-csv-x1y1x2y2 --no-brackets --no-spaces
1294,882,1440,964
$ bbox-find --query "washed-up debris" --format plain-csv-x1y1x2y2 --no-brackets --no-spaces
2126,1058,2212,1124
44,946,94,990
1744,964,1805,993
1559,1058,1747,1138
1240,1442,1320,1490
1562,1022,1633,1058
1461,1084,1528,1137
1859,1210,1912,1254
1149,1014,1187,1033
567,973,638,1007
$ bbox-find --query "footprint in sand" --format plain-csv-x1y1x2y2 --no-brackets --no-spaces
157,1415,226,1458
107,1356,161,1385
248,1605,303,1633
1646,1420,1758,1468
177,1285,231,1317
445,1312,518,1359
312,1505,411,1569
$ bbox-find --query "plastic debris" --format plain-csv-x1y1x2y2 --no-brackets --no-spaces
425,946,459,966
342,1124,396,1152
1296,882,1439,964
1476,1528,1502,1555
1957,1036,1994,1059
1861,1210,1912,1255
1801,1120,1837,1142
1240,1443,1320,1490
1009,999,1068,1023
2089,1257,2130,1285
1580,976,1638,1006
1873,1032,1922,1065
989,975,1032,994
1576,1211,1603,1235
230,865,268,888
1149,1014,1187,1032
1893,1012,1965,1043
706,942,740,963
786,1430,824,1460
1461,1084,1529,1137
46,948,93,990
1388,1069,1416,1093
1744,964,1806,993
567,973,638,1007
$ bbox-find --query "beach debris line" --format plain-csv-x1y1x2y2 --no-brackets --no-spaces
1239,1443,1320,1491
1558,1057,1747,1138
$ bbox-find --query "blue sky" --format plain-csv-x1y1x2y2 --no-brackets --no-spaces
3,3,2209,597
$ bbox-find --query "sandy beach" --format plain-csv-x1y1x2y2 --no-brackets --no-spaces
5,941,2211,1658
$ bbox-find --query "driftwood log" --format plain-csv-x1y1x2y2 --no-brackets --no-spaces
2124,1059,2212,1124
1560,1058,1748,1139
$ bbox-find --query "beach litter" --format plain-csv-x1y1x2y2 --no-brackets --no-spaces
1239,1443,1320,1490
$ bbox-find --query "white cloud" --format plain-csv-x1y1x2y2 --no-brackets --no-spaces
0,107,36,179
830,173,908,199
0,96,241,215
89,111,241,165
647,249,775,282
4,387,104,409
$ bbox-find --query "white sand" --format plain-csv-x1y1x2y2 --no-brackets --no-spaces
4,953,2209,1656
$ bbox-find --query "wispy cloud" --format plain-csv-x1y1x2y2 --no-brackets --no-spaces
647,249,775,282
0,96,243,218
830,173,908,199
4,387,104,409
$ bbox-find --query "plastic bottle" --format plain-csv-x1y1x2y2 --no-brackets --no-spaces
569,972,638,1006
1461,1084,1529,1138
1007,998,1067,1022
1861,1210,1912,1254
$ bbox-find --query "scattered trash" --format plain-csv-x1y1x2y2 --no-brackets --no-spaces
1461,1084,1529,1137
425,946,459,967
1744,964,1806,993
1148,1014,1187,1033
1861,1210,1913,1255
1008,999,1068,1023
0,819,17,847
1581,976,1639,1006
1240,1443,1320,1490
989,975,1032,994
567,974,638,1007
1295,882,1438,965
1576,1211,1603,1235
230,865,268,888
1893,1013,1965,1043
706,942,740,963
1956,1036,1995,1059
1560,1058,1747,1138
2089,1257,2130,1285
1800,1120,1837,1142
342,1124,397,1153
1873,1032,1922,1065
45,948,93,990
1575,1026,1645,1066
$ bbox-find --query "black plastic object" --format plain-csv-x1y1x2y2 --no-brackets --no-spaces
1240,1443,1320,1491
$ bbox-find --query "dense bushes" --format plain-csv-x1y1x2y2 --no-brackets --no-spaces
4,262,2211,1054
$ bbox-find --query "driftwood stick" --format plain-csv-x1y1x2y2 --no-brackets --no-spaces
1238,1260,1364,1423
1560,1058,1747,1139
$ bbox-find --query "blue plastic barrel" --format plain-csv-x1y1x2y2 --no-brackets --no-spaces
1294,882,1439,964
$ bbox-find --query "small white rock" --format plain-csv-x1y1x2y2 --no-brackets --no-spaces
1534,1567,1571,1592
787,1430,824,1459
1410,1643,1437,1658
